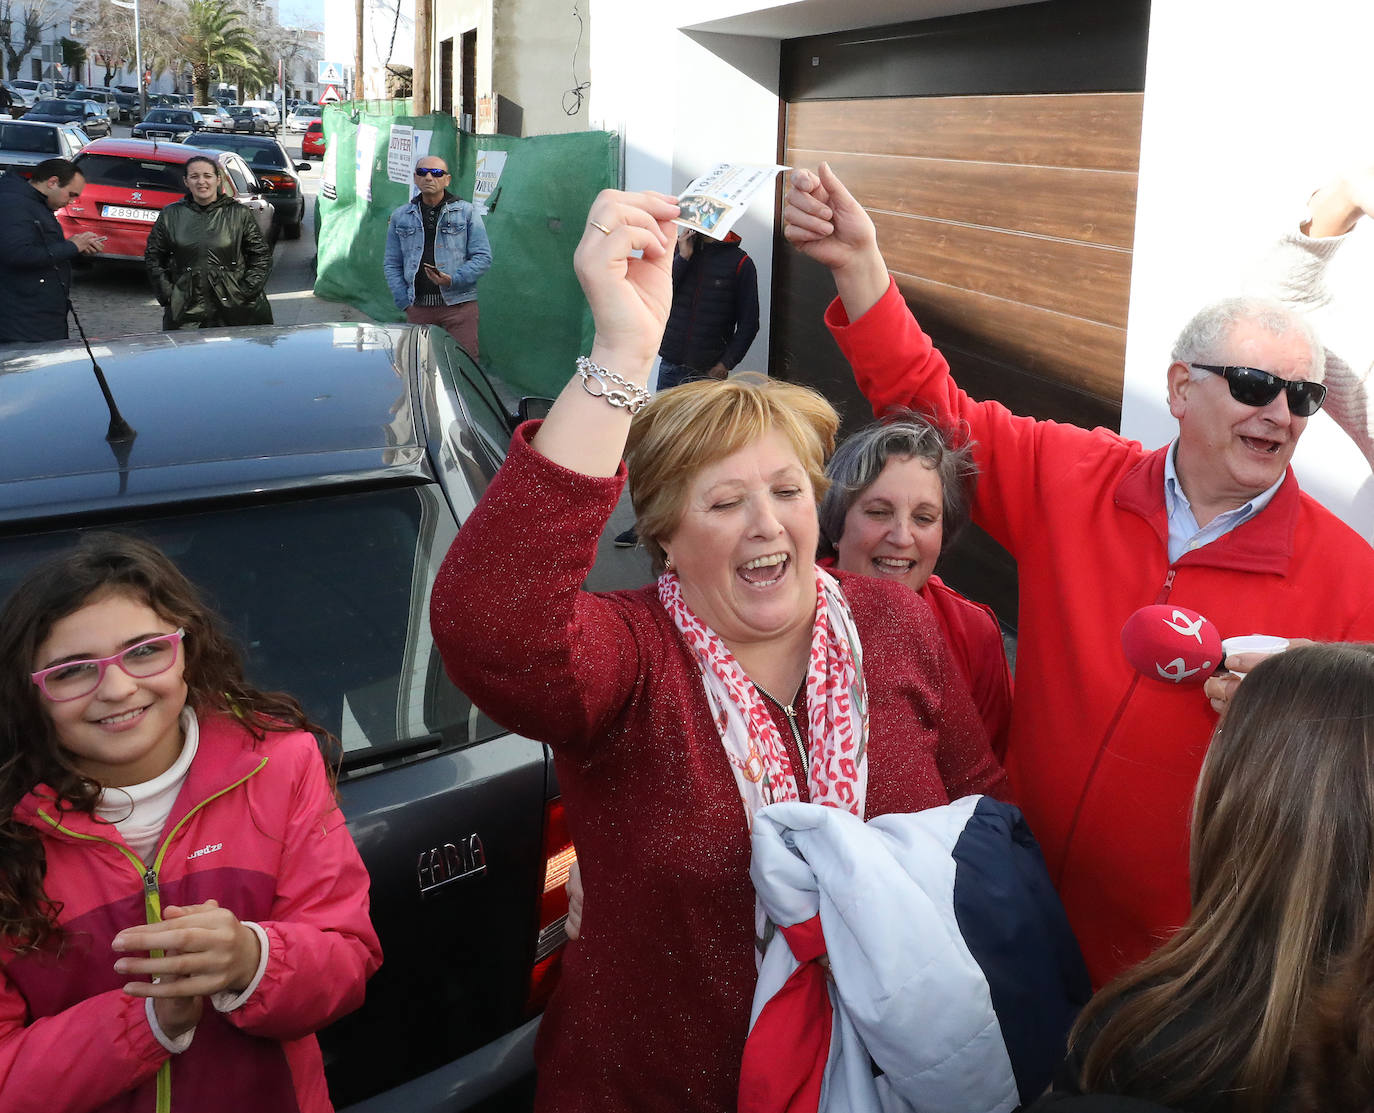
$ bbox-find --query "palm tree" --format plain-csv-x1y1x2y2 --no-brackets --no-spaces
177,0,262,104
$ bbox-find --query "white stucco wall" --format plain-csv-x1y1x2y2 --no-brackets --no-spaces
589,0,782,374
1121,0,1374,536
491,0,589,135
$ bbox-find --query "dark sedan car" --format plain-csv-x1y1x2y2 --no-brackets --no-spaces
0,323,613,1111
23,98,110,138
112,89,142,122
226,104,271,133
131,107,207,142
187,131,309,238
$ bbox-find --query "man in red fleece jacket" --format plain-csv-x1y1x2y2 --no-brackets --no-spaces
783,163,1374,986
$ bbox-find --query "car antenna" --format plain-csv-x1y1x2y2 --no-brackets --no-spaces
32,219,138,447
71,298,136,446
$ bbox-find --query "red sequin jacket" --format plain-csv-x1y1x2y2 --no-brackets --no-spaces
429,422,1010,1113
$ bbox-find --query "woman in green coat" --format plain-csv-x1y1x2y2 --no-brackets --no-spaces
144,155,273,330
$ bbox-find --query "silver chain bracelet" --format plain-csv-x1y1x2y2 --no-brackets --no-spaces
575,356,652,414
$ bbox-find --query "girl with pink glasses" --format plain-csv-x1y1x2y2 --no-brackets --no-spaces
0,532,381,1113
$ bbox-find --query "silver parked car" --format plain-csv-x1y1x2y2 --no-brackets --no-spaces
0,119,88,176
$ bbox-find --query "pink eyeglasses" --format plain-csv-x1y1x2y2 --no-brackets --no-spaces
31,629,186,702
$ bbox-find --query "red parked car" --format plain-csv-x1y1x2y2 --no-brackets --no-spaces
301,118,325,159
55,137,275,260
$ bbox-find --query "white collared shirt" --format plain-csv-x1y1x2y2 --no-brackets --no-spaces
1163,440,1283,563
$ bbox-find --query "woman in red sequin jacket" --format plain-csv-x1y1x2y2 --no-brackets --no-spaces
430,189,1009,1113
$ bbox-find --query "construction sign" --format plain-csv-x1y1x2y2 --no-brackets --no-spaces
319,85,341,105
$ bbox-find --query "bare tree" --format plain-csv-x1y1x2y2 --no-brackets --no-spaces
71,0,190,88
71,0,132,85
0,0,58,81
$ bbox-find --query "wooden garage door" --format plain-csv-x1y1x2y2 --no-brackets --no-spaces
770,1,1149,622
775,90,1142,432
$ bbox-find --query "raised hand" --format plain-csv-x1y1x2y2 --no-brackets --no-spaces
783,163,889,319
1307,164,1374,238
533,190,681,477
574,190,681,368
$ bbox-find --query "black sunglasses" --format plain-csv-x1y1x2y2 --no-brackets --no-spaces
1189,363,1327,418
414,167,448,178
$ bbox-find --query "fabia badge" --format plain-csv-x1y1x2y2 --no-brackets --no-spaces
417,834,486,895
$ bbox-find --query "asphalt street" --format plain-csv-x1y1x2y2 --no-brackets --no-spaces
68,123,370,342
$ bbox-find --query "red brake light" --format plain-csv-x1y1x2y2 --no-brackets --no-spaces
525,796,575,1016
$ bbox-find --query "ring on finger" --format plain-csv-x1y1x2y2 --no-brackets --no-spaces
588,220,612,236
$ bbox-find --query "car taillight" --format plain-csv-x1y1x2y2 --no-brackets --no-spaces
256,171,293,192
524,796,575,1016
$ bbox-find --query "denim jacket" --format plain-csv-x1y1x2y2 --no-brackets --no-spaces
383,195,492,310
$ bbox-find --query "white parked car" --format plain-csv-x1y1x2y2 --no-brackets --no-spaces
286,104,322,132
6,80,55,110
243,99,281,126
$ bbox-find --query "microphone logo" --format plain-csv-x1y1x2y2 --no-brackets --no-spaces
1162,610,1206,644
1156,657,1203,683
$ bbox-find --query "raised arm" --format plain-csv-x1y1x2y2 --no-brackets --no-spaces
430,191,681,749
531,190,680,474
1254,165,1374,470
782,162,889,321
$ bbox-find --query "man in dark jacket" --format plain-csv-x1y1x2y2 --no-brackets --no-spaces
614,227,761,547
657,228,760,389
0,158,104,345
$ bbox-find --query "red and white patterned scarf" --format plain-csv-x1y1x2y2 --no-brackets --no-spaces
658,565,870,827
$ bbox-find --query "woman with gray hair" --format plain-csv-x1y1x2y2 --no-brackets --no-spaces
819,410,1012,754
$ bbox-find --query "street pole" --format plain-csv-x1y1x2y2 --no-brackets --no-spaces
414,0,430,113
354,0,364,101
109,0,145,117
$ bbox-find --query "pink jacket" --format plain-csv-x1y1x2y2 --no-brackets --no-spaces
0,715,382,1113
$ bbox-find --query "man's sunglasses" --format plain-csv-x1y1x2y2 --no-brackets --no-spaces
414,167,449,178
1190,363,1327,418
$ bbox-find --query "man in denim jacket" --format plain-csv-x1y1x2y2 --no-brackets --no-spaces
384,156,493,355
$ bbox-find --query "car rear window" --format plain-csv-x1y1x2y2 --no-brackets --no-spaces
145,110,189,124
0,123,59,153
76,153,187,192
244,146,287,168
0,487,502,776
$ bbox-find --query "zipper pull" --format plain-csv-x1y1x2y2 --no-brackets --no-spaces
143,868,163,926
1154,568,1177,604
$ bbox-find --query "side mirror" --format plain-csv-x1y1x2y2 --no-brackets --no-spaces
296,161,309,171
517,397,555,423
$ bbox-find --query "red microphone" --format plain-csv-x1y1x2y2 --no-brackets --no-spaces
1120,604,1223,686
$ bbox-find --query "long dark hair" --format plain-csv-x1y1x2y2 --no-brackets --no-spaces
1070,643,1374,1111
0,532,339,950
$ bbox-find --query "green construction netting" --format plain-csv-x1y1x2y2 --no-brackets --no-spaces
313,103,620,399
